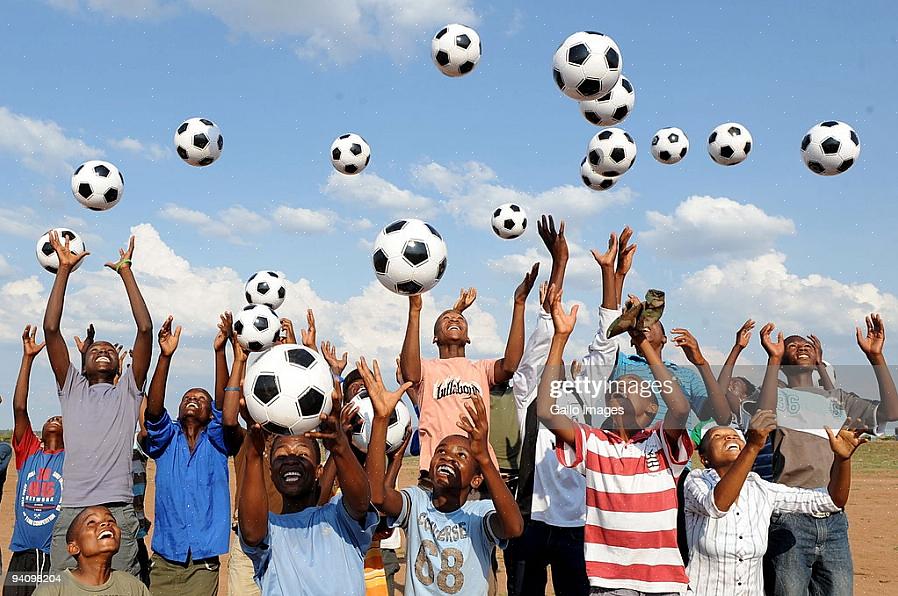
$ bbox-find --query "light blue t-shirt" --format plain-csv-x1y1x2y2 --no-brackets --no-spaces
392,486,506,595
240,495,377,596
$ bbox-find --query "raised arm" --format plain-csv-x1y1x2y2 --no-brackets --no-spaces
238,427,270,547
316,401,360,506
590,231,620,311
360,358,413,517
856,314,898,422
458,394,524,540
222,340,247,451
13,326,46,444
494,263,539,383
614,226,636,307
213,311,233,411
710,410,776,512
400,295,423,385
718,320,755,415
758,323,784,413
535,285,579,447
672,328,731,424
808,334,835,391
105,236,153,388
631,327,690,440
538,215,569,311
145,316,180,423
43,231,90,388
824,418,868,508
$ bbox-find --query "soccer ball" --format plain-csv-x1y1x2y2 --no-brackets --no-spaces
233,304,281,352
579,76,634,127
245,271,287,310
587,128,637,177
431,24,481,77
71,161,123,211
372,219,448,296
651,127,689,165
36,228,86,274
552,31,622,101
580,157,616,191
800,121,860,176
491,203,527,239
174,118,223,167
244,344,334,435
708,123,752,166
330,133,371,175
348,390,412,454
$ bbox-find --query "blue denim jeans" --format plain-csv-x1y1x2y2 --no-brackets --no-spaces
767,510,853,596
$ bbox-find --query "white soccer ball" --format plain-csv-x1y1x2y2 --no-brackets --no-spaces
244,344,334,435
586,128,637,178
708,123,752,166
431,24,481,77
372,219,448,296
580,157,616,191
174,117,223,167
71,161,124,211
553,31,622,101
233,304,281,352
245,271,287,310
349,390,412,454
491,203,527,239
579,75,634,127
330,133,371,175
651,127,690,165
36,228,86,274
800,121,860,176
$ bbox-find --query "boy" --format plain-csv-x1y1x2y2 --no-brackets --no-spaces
360,357,524,595
43,233,152,575
33,506,149,595
7,326,65,596
537,284,692,595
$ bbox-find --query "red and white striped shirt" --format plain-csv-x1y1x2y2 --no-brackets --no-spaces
556,421,692,594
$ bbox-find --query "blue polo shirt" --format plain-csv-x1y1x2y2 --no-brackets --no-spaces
611,352,709,431
145,405,239,562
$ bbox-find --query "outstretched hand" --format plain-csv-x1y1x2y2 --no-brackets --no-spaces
760,323,784,359
321,340,348,376
537,214,568,261
300,309,317,350
452,288,477,313
616,226,636,276
514,263,540,304
158,315,182,357
547,283,578,336
456,394,491,465
22,325,46,358
74,323,96,355
746,409,777,449
304,381,348,452
104,235,135,274
825,418,870,460
213,312,233,352
49,230,90,272
735,319,755,349
856,314,885,358
280,318,297,345
672,328,707,366
590,231,618,269
357,357,412,419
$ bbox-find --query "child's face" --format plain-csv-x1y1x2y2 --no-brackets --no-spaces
605,376,657,430
68,507,120,559
270,436,321,498
83,342,119,379
700,427,746,469
429,435,482,492
433,311,469,346
727,378,751,402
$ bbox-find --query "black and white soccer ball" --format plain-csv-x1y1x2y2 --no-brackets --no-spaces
349,389,412,454
580,157,616,191
708,123,752,166
71,160,124,211
245,271,287,310
800,121,860,176
233,304,281,352
174,118,223,167
552,31,622,101
244,344,334,435
431,24,481,77
330,133,371,175
651,127,689,165
35,228,86,274
587,128,637,177
491,203,527,239
372,218,448,296
579,76,634,127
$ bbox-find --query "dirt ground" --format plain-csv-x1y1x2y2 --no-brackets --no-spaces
0,459,894,595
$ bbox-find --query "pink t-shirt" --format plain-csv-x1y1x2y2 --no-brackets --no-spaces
416,357,498,473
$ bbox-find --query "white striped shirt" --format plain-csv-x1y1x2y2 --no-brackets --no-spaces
684,468,840,596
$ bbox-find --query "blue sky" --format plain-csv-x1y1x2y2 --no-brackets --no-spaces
1,1,898,426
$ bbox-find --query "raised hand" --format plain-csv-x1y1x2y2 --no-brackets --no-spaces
672,328,707,366
616,226,636,276
760,323,784,360
73,323,96,356
114,343,128,378
856,314,885,358
22,325,46,358
304,384,349,452
213,311,233,352
300,309,317,350
280,318,297,345
590,231,618,269
320,340,348,376
104,235,135,274
825,418,870,460
357,357,412,419
570,358,583,379
452,288,478,313
735,319,755,349
547,284,578,336
49,230,90,272
340,401,360,436
514,263,540,305
158,315,182,357
233,339,248,364
808,334,824,365
746,409,777,449
538,281,549,307
537,215,568,261
409,294,423,312
456,394,491,464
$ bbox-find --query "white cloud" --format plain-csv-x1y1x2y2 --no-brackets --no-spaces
0,256,12,276
273,206,339,234
0,106,101,175
108,137,169,161
642,195,795,259
0,207,93,243
160,203,273,244
323,171,436,217
46,0,178,19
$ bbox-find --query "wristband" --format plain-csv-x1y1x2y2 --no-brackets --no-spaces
115,258,132,272
224,386,242,392
333,374,344,383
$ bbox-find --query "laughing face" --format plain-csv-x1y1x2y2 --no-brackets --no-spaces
604,374,658,431
177,389,212,424
699,426,747,469
270,435,322,498
782,336,815,371
66,506,121,559
433,311,470,347
429,435,482,493
83,341,119,380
